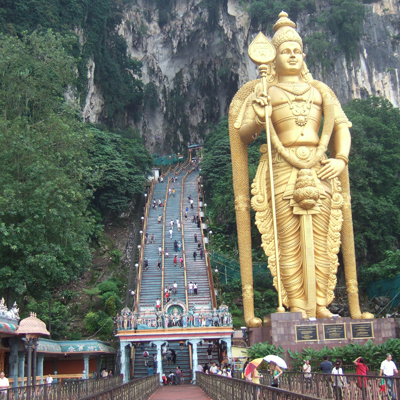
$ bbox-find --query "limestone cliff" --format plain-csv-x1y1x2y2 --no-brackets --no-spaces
83,0,400,154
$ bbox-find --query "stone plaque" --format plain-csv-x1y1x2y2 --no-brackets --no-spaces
295,325,318,342
351,322,374,339
323,324,346,340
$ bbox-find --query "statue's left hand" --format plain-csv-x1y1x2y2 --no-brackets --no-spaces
317,158,346,180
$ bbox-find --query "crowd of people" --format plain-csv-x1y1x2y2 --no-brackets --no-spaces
296,353,399,399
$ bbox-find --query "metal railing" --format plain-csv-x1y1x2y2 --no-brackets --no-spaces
233,370,400,400
196,373,317,400
160,178,170,309
2,376,122,400
197,176,217,308
181,169,190,309
78,375,159,400
135,180,155,313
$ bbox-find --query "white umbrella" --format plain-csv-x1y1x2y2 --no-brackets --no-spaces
263,355,288,369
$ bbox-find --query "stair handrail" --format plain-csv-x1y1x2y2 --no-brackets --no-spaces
163,165,171,178
161,178,171,308
197,176,217,308
182,158,190,169
173,162,180,173
181,170,190,309
135,179,156,312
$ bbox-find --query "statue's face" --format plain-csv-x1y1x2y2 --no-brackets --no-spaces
275,41,304,76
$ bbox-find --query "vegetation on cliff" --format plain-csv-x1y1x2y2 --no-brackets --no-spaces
0,31,152,340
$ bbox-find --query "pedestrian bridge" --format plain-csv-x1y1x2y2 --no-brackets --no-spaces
78,370,400,400
8,371,398,400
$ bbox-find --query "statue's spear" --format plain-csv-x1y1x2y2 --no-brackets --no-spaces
248,33,285,313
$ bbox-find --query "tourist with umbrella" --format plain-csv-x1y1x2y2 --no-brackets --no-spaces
264,355,286,388
244,358,264,383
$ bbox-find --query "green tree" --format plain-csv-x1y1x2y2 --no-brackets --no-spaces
0,31,95,300
344,97,400,265
89,126,153,216
24,299,71,340
0,0,144,126
327,0,365,61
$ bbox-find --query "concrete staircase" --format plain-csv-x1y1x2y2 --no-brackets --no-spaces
133,341,191,382
139,179,168,308
133,168,216,380
163,175,186,306
182,173,212,308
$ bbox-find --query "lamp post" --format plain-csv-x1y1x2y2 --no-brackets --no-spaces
17,313,50,387
141,216,144,227
144,193,148,203
130,290,136,309
214,268,219,304
208,230,213,255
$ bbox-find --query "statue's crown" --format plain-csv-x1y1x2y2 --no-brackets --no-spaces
272,11,303,51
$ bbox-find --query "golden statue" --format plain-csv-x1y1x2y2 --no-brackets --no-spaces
229,12,373,327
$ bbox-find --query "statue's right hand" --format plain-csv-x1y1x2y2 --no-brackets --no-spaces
252,92,272,122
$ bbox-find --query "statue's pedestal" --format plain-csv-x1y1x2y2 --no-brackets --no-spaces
248,312,396,363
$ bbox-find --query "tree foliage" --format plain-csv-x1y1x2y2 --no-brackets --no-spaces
23,299,71,340
0,32,94,299
0,0,143,126
344,97,400,265
89,127,152,216
0,31,152,307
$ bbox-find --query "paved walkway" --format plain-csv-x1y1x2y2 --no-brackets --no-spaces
149,385,211,400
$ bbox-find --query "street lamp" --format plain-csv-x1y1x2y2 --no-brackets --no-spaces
141,216,144,227
208,230,213,254
17,313,50,386
214,268,219,303
135,263,139,268
144,193,147,203
130,290,136,308
139,230,143,235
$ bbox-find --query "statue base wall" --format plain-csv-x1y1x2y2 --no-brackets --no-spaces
248,312,396,363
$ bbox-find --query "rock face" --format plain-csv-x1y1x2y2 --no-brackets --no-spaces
83,0,400,154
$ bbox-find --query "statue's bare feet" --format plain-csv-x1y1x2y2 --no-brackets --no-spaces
316,306,333,318
247,317,262,328
291,307,307,319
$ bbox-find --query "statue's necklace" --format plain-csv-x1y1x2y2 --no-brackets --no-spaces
275,82,311,96
276,84,313,127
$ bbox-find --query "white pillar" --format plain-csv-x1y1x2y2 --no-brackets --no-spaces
37,354,44,384
150,341,167,384
119,341,130,383
188,340,202,384
83,354,90,379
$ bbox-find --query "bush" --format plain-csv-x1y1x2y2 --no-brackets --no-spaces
246,341,284,360
98,281,119,295
84,310,113,339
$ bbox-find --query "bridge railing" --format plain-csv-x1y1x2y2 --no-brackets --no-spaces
2,376,122,400
78,375,159,400
233,370,400,400
196,373,317,400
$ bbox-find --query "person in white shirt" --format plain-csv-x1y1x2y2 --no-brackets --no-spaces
173,282,177,294
196,364,203,372
169,228,173,239
209,363,218,374
0,372,9,393
46,374,53,385
380,354,398,399
188,282,194,295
